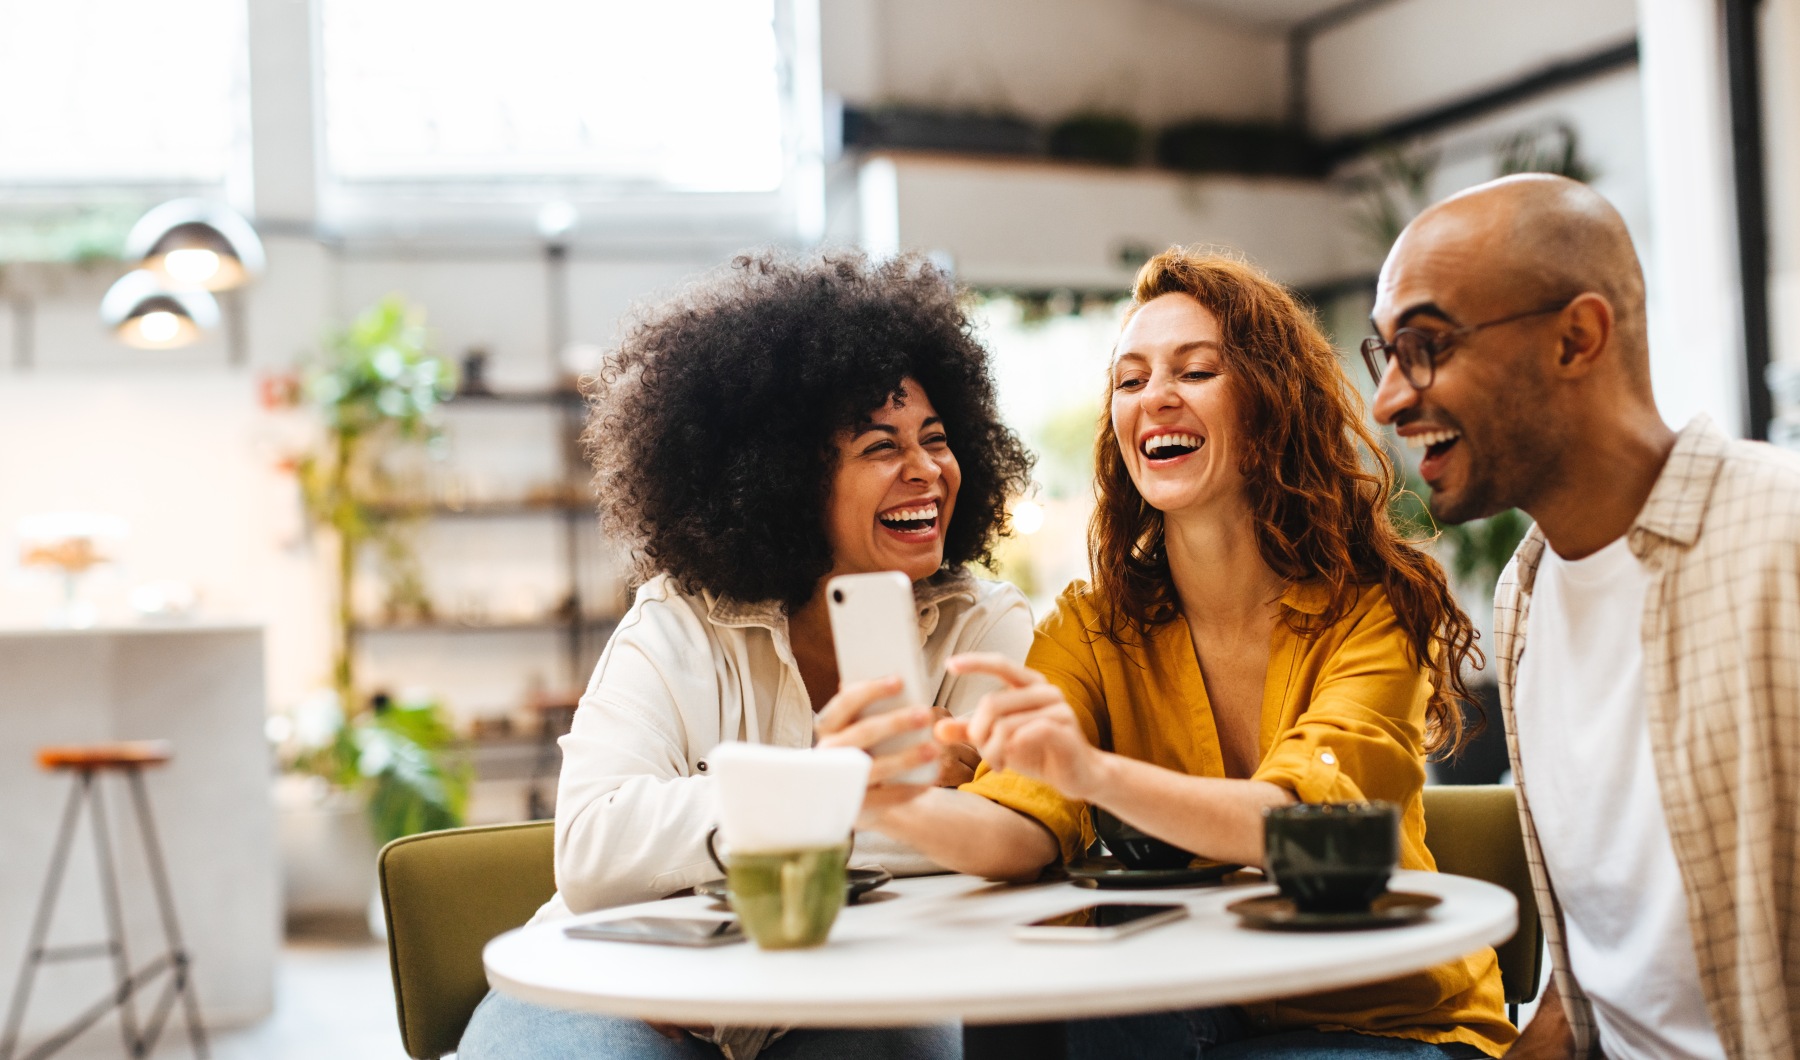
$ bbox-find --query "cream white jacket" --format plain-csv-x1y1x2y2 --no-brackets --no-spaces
532,568,1032,921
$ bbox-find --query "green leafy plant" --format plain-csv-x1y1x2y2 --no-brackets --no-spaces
287,296,466,843
1494,122,1596,183
0,202,139,264
294,296,455,697
1353,145,1439,258
286,691,470,846
1047,113,1144,167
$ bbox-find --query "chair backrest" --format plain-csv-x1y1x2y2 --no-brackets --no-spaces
1420,784,1542,1005
378,820,557,1059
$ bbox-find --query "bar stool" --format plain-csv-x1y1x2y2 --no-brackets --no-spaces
0,741,208,1060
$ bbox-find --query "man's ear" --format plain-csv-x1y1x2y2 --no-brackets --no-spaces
1554,293,1613,374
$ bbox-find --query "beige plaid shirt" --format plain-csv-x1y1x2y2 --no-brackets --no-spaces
1494,415,1800,1060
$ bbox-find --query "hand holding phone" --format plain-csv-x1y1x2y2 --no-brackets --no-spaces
823,572,937,786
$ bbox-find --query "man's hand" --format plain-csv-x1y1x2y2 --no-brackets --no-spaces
941,653,1111,802
1506,975,1576,1058
931,706,981,787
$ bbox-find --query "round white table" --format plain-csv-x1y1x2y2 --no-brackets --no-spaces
486,869,1515,1030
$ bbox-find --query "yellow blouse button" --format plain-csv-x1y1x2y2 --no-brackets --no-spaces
1320,751,1337,766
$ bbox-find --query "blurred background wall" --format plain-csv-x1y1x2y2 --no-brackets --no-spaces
1,0,1795,789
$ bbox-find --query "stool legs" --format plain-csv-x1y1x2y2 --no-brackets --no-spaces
0,779,87,1060
89,771,145,1054
124,771,207,1060
0,767,208,1060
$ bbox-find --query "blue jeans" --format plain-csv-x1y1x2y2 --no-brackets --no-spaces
458,990,961,1059
1067,1008,1490,1059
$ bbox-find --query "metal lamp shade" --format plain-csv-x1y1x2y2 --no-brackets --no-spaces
124,199,265,292
99,270,221,350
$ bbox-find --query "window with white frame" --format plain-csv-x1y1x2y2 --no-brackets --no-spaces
0,0,244,186
319,0,786,193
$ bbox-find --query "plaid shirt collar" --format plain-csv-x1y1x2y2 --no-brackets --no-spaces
1512,414,1729,595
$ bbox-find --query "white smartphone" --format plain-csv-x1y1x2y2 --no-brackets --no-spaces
826,571,937,785
1012,903,1190,942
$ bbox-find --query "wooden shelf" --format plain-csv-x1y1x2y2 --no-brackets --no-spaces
445,389,583,407
365,499,593,518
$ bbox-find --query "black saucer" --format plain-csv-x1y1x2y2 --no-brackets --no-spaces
1227,890,1440,931
1067,855,1242,888
694,867,893,904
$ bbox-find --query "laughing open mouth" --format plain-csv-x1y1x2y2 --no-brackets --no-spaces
1405,427,1462,462
878,502,939,534
1142,432,1201,459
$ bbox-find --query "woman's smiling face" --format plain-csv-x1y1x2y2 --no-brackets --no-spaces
1110,293,1248,518
823,377,962,583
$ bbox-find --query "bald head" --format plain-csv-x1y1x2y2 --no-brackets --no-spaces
1389,173,1649,387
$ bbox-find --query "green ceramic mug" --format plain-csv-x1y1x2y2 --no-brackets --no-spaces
706,828,849,950
1262,801,1399,913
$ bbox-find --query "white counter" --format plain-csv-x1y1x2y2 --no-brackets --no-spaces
0,623,277,1036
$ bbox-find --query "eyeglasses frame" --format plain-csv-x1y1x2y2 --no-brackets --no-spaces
1360,297,1578,390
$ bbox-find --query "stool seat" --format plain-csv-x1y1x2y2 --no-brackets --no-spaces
36,741,173,771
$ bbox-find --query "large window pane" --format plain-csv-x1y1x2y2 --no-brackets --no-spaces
0,0,243,185
321,0,785,193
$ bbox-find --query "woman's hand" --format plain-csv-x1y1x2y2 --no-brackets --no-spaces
814,675,939,817
939,653,1111,802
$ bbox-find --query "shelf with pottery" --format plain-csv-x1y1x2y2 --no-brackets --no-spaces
348,382,621,688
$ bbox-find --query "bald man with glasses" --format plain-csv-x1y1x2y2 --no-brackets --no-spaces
1365,174,1800,1060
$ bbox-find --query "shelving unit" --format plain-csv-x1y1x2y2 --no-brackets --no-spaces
348,384,624,820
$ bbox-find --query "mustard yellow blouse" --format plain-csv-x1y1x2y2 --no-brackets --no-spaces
963,580,1515,1056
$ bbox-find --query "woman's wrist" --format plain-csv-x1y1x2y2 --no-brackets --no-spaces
1072,746,1123,805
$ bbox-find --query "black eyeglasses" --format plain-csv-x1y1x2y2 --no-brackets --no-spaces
1360,298,1575,390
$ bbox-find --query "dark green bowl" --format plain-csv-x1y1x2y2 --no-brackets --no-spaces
1092,808,1198,871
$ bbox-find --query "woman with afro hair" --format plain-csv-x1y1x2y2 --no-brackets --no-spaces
457,249,1034,1060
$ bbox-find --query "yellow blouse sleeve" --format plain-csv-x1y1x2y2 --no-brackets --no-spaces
959,587,1103,864
1251,592,1433,807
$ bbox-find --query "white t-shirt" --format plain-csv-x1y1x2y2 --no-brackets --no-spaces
1512,535,1724,1060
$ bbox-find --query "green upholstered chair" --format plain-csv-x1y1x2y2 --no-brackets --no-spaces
1421,784,1543,1021
378,820,557,1059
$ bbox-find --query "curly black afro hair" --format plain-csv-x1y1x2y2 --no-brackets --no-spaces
583,249,1034,610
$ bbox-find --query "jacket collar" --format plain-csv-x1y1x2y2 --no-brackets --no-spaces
704,567,979,637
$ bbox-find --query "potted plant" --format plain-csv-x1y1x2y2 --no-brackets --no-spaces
277,297,469,861
841,104,1043,157
1047,113,1145,167
1156,120,1322,177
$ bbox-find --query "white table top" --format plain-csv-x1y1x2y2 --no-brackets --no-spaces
485,869,1516,1027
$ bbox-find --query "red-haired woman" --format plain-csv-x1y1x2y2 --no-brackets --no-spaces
858,250,1514,1057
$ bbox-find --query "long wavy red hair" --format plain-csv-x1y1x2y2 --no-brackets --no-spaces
1090,250,1480,755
